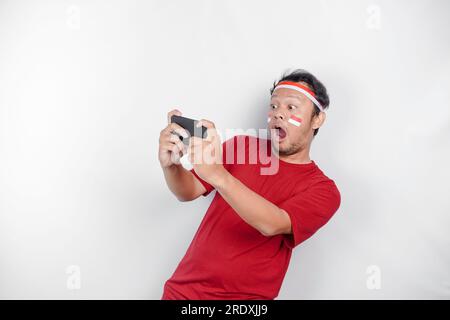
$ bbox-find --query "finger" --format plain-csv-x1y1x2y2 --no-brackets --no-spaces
167,123,189,138
188,141,205,165
170,146,182,164
196,119,215,129
190,136,203,145
190,137,210,153
197,119,220,143
166,133,184,147
169,134,184,144
167,108,182,124
189,148,203,165
168,134,179,142
204,127,221,143
169,143,182,156
161,122,187,136
160,131,184,147
160,141,178,151
174,139,187,155
189,136,211,148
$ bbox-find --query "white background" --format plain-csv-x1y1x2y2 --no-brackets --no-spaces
1,0,449,299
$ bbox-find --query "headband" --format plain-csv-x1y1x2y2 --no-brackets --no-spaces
272,80,324,112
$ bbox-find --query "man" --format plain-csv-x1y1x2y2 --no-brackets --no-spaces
159,69,341,300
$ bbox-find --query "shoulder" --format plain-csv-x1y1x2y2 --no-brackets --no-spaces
307,165,341,209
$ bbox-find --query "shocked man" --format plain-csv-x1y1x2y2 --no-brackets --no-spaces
159,69,341,300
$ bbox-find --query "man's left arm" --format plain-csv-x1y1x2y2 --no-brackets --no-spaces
213,170,292,237
188,119,291,237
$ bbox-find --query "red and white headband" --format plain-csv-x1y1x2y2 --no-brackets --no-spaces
272,80,324,112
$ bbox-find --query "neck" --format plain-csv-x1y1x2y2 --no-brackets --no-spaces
277,143,312,165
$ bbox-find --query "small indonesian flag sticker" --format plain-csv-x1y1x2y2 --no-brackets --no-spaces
288,115,302,127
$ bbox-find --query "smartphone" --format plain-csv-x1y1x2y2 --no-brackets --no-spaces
170,115,208,145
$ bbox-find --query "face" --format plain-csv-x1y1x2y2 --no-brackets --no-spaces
268,84,319,156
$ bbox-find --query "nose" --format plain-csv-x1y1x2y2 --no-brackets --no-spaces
274,111,285,120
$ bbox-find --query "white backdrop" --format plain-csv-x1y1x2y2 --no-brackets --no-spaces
1,0,449,299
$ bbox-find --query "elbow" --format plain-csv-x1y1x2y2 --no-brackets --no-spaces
259,222,291,237
176,195,193,202
259,225,278,237
176,193,200,202
260,209,292,237
260,231,273,237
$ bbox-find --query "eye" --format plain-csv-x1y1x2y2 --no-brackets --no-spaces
270,104,278,109
288,104,297,110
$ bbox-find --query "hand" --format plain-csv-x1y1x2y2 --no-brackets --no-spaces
188,119,227,186
158,109,189,168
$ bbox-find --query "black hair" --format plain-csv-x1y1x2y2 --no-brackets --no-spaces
270,69,330,136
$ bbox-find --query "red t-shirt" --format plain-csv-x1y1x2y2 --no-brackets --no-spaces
162,135,341,300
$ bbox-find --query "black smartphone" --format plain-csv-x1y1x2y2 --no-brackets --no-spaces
170,115,208,145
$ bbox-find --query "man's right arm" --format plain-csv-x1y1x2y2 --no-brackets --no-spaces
158,109,206,202
162,164,206,201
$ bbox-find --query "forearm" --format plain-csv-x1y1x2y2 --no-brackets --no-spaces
212,170,291,236
162,164,198,201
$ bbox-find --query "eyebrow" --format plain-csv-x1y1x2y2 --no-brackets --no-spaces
271,94,302,101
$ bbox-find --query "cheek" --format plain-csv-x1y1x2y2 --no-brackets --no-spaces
287,114,303,128
286,114,313,138
267,111,272,123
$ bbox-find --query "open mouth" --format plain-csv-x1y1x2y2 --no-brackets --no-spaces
273,125,287,141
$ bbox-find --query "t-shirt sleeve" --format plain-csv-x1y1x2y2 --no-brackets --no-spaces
190,168,214,196
189,136,236,197
278,179,341,249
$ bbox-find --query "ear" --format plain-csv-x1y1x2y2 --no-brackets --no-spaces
312,111,326,130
